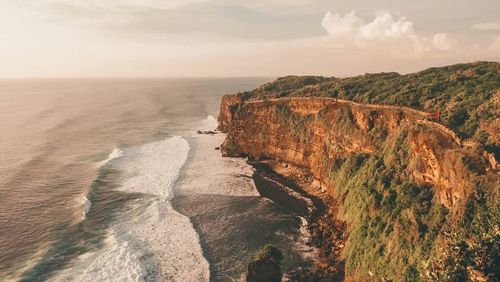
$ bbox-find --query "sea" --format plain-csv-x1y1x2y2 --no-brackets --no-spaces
0,78,316,281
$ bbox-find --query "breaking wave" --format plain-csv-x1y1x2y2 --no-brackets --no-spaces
54,136,210,281
79,196,92,221
96,147,123,168
199,115,218,132
76,147,124,222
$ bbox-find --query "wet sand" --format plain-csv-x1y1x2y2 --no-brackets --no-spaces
248,160,346,281
172,131,318,281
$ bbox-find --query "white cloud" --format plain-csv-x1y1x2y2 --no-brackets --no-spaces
471,22,500,31
321,11,454,54
321,11,363,37
321,11,415,40
359,12,415,39
432,33,452,50
1,1,497,77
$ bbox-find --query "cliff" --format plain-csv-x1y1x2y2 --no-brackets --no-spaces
218,63,499,281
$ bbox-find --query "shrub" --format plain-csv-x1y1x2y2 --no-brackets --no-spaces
254,245,284,265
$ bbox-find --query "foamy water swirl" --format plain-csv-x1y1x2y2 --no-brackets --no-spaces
53,136,210,282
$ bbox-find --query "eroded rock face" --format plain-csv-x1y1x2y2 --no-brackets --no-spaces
407,128,490,207
219,96,500,280
219,97,495,209
217,95,242,131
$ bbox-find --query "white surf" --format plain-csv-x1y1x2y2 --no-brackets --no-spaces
52,137,210,282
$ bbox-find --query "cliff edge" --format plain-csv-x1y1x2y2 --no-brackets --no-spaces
219,62,499,281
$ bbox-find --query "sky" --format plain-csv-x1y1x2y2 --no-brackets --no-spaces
0,0,499,77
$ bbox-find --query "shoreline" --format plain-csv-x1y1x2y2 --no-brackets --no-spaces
173,127,344,280
249,160,326,219
173,130,310,280
248,159,346,281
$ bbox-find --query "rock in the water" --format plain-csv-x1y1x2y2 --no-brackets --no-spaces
197,130,217,135
246,245,283,282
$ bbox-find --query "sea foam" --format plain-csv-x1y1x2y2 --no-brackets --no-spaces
116,136,189,199
79,196,92,221
179,115,258,197
54,136,210,281
96,147,123,168
77,147,123,222
199,115,218,132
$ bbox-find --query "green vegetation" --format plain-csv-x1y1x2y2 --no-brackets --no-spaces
428,179,500,281
247,245,284,282
273,104,314,144
254,245,284,264
238,62,500,156
322,124,497,281
269,104,497,280
238,75,327,100
322,127,447,280
230,62,499,280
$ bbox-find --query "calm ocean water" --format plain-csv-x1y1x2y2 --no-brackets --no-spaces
0,78,316,281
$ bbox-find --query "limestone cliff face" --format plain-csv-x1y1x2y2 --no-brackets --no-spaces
219,97,495,210
218,65,500,280
218,95,242,132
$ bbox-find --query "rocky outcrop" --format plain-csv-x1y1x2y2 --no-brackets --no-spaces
219,94,499,280
219,97,496,209
218,95,243,132
246,245,283,282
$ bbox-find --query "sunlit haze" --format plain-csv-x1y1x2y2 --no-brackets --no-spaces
1,0,499,77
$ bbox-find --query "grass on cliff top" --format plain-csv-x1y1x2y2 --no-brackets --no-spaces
234,61,500,155
268,105,499,281
228,63,499,281
323,123,499,281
